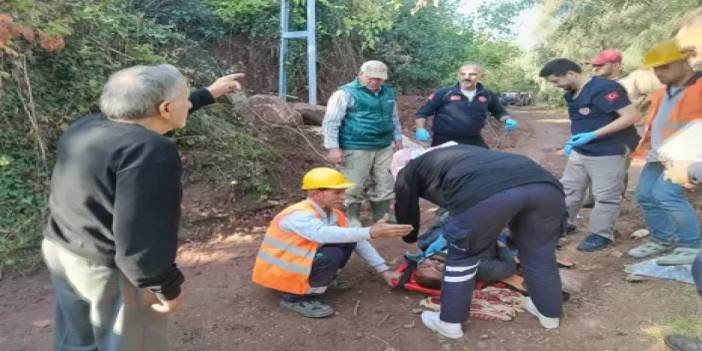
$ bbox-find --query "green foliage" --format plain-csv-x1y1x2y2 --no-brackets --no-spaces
179,106,274,197
130,0,227,41
535,0,699,72
372,0,474,91
1,0,188,268
473,0,539,39
467,38,539,94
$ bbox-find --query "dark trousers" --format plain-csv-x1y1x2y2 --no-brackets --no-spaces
432,134,489,149
282,243,356,302
439,183,566,323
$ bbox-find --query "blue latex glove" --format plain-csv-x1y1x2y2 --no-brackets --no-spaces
566,132,598,146
503,117,518,131
415,128,431,142
425,234,447,257
563,131,597,155
563,143,574,156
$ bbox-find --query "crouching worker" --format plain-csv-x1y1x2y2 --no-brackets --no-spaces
392,144,567,339
252,167,413,318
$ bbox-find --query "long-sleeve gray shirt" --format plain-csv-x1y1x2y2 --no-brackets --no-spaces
279,199,389,272
322,89,403,149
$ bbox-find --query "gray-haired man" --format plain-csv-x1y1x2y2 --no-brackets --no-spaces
322,60,403,226
42,64,243,350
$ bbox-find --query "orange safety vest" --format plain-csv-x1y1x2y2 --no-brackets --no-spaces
251,199,348,294
631,76,702,159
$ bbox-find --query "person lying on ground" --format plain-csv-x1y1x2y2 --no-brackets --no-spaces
416,215,516,285
251,167,413,318
391,143,566,339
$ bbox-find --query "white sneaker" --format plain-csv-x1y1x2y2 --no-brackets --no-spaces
525,297,560,329
420,311,464,339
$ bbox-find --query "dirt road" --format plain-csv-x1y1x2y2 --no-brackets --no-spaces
1,106,700,351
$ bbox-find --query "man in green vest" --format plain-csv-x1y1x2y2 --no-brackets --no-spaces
322,60,404,227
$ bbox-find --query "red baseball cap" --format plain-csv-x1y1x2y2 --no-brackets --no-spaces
586,49,623,65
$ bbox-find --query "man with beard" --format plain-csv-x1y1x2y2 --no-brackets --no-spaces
414,63,518,147
539,58,641,252
628,40,701,265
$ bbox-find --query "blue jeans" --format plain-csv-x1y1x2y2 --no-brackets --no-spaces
693,251,702,296
635,162,701,247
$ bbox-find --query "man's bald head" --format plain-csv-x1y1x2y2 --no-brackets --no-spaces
457,63,485,74
457,64,485,90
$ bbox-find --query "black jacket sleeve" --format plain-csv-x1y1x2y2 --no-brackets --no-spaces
416,88,448,118
113,148,184,300
188,88,216,113
394,167,421,243
486,91,509,121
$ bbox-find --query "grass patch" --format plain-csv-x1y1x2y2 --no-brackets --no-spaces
643,314,702,340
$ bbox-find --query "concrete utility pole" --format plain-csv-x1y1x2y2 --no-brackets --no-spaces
279,0,317,105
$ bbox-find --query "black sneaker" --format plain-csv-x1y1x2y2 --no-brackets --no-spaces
561,224,577,237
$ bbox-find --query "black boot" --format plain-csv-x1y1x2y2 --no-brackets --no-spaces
665,335,702,351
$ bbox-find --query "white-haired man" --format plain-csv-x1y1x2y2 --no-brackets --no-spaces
322,60,404,226
42,64,243,350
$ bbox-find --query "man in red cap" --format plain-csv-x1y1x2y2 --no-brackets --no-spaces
578,49,662,210
588,49,624,80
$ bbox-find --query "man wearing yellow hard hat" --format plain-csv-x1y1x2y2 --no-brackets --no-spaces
251,167,413,318
628,39,702,266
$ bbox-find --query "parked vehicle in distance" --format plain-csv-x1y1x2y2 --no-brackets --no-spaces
500,91,533,106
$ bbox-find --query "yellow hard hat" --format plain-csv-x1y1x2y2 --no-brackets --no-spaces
642,39,689,68
301,167,355,190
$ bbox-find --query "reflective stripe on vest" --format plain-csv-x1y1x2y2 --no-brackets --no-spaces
631,77,702,159
251,200,348,294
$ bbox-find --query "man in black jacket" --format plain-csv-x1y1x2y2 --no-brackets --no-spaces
392,144,567,339
42,64,243,351
414,64,518,147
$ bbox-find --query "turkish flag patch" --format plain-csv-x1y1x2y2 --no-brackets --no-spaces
450,95,461,101
478,96,487,103
604,91,621,102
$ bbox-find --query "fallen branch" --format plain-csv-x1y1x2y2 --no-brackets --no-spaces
353,299,361,317
225,94,328,162
15,55,48,170
369,334,390,346
189,214,230,224
377,313,391,327
234,202,278,214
